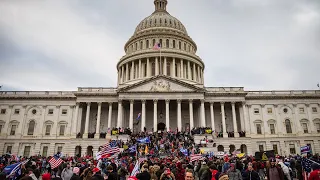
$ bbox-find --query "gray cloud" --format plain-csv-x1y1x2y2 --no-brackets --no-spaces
0,0,319,91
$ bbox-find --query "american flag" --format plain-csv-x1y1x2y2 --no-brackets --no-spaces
130,158,147,177
97,142,120,159
302,158,320,173
190,154,203,162
153,43,161,50
49,154,63,169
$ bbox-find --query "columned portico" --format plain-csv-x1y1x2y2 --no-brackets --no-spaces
117,100,122,128
221,102,227,138
189,99,194,130
165,100,170,131
177,99,182,131
231,102,239,137
129,100,134,130
141,100,146,131
94,102,102,139
153,100,158,131
210,102,215,131
200,100,206,127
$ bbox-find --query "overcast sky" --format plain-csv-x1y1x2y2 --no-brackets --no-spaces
0,0,319,91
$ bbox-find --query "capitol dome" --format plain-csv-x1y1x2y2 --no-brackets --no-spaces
117,0,204,88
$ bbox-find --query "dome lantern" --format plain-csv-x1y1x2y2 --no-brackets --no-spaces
154,0,167,12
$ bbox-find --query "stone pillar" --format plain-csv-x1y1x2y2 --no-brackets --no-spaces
231,102,239,137
165,100,170,131
72,103,79,138
202,68,204,83
129,100,134,130
147,58,150,77
141,100,146,132
164,57,167,76
193,63,196,81
117,100,122,128
180,59,184,78
155,57,159,75
38,105,47,137
139,59,142,78
172,58,176,78
125,63,129,81
221,102,227,137
187,61,191,80
197,65,201,82
84,102,91,138
131,61,134,80
95,102,102,139
210,102,215,131
242,102,250,135
107,103,112,129
200,100,206,127
261,104,268,134
153,99,158,132
189,99,194,130
121,66,124,83
177,99,182,131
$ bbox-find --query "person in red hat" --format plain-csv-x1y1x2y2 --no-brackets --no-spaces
92,167,103,180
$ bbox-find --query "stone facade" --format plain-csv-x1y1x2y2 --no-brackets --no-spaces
1,0,320,157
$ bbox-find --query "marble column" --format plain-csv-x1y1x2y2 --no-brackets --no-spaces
107,103,112,130
242,102,250,135
141,100,146,131
95,102,102,139
200,100,206,127
139,59,142,78
189,99,194,130
221,102,227,137
121,66,124,83
231,102,239,137
187,61,191,80
153,100,158,132
197,65,201,82
261,104,268,134
72,103,79,137
210,102,215,131
117,100,122,128
164,57,167,76
177,99,182,131
147,58,151,77
165,100,170,131
125,63,129,81
155,58,159,75
84,102,91,138
131,61,134,80
180,59,184,78
172,58,176,78
193,63,196,81
129,100,134,130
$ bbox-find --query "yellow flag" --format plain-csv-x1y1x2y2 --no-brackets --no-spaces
262,153,268,161
145,146,149,154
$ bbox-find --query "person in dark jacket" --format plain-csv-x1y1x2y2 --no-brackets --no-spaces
136,164,151,180
266,159,284,180
106,165,118,180
242,164,260,180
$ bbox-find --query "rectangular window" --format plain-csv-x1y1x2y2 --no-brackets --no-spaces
312,107,318,113
259,145,264,152
256,124,262,134
57,146,63,153
45,125,51,135
61,109,68,115
23,146,31,157
6,146,12,154
59,125,65,136
299,108,305,113
42,146,48,157
302,123,308,133
0,125,2,134
10,125,17,135
267,108,273,114
289,144,296,154
254,108,260,114
316,123,320,133
48,109,54,115
0,109,6,114
14,109,20,114
270,124,275,134
273,144,278,154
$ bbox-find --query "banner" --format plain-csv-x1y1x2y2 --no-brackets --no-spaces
254,150,275,161
301,145,311,154
137,137,151,144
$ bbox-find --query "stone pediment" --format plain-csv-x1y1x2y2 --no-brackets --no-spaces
118,76,204,93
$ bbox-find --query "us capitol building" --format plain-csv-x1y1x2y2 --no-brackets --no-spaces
1,0,320,157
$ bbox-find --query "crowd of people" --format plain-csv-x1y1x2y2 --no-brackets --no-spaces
0,130,319,180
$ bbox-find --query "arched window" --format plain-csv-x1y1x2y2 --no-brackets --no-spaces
146,40,149,48
28,120,35,135
173,40,176,48
166,39,169,48
179,41,181,49
285,119,292,133
153,39,156,46
159,39,162,47
140,41,143,49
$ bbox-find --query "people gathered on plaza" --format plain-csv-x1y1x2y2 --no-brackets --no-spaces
0,128,319,180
